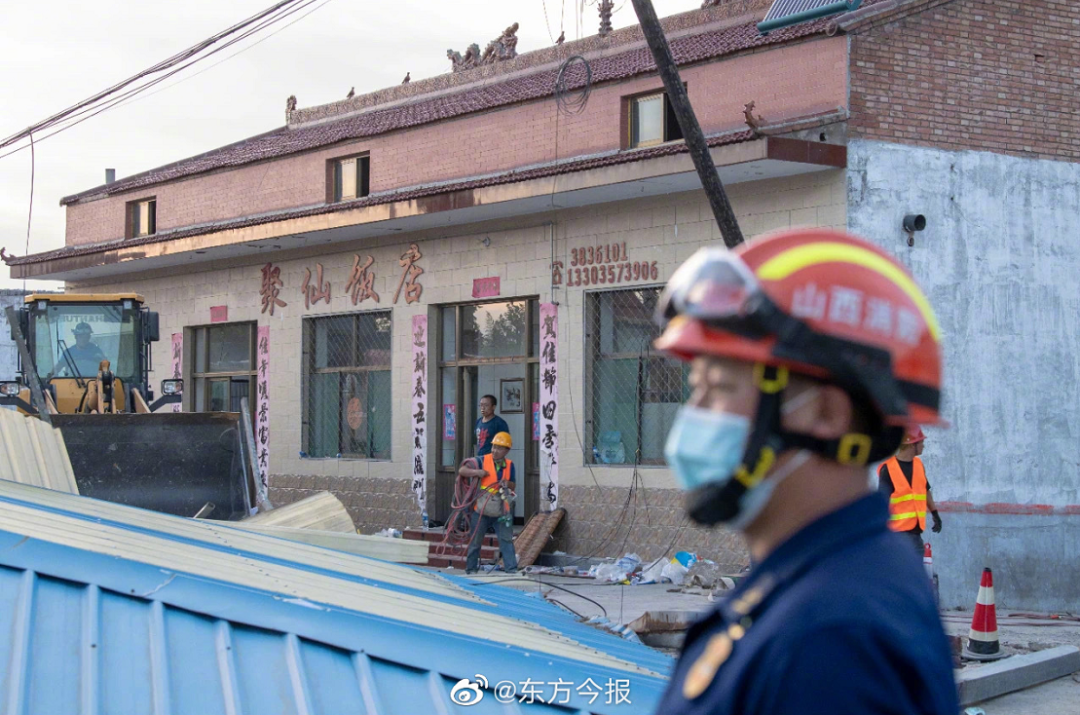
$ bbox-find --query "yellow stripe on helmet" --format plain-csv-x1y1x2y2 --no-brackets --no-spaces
755,242,941,341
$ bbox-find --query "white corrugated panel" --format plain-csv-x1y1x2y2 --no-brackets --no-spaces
0,479,466,602
0,409,78,493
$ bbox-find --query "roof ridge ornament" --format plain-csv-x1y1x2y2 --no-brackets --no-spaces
448,22,520,73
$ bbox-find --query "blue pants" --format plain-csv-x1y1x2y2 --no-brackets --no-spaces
465,511,517,573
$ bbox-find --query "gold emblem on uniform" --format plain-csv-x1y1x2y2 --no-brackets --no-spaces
682,633,732,700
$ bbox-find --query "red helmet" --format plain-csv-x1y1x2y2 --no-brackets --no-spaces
904,425,926,444
655,228,943,427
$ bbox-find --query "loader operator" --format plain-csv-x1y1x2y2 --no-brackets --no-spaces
63,322,108,377
652,228,958,715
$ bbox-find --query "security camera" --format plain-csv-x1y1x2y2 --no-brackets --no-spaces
903,214,926,246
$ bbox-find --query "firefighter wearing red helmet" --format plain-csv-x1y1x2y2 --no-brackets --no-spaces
653,229,957,715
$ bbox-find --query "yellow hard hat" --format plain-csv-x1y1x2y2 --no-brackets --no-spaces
492,431,513,448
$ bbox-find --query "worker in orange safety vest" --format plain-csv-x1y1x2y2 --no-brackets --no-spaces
878,425,941,555
458,431,518,574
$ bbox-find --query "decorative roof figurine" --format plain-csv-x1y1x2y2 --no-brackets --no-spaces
599,0,614,37
447,43,481,72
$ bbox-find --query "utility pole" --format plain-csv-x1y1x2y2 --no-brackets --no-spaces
630,0,745,248
5,305,52,424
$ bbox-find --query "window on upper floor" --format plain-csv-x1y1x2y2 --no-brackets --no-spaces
330,154,371,202
126,198,156,238
628,91,684,148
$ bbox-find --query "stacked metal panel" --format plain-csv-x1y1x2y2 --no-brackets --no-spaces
0,409,79,494
0,480,671,714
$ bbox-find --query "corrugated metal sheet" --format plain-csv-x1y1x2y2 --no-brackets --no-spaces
0,481,671,713
0,409,79,494
242,491,356,532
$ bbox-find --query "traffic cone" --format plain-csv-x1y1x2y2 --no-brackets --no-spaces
924,542,940,604
963,567,1008,661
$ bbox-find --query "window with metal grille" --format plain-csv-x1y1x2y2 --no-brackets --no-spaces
303,311,392,459
331,154,371,202
187,322,257,413
126,198,156,238
586,288,689,466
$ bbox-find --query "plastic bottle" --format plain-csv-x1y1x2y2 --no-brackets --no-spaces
422,510,429,531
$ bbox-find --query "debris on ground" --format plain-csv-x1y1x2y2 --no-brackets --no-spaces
243,491,354,532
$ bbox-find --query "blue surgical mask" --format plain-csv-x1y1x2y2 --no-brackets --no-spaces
664,407,750,492
664,403,813,528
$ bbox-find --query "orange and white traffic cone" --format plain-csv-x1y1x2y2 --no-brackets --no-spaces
963,567,1008,661
924,542,940,604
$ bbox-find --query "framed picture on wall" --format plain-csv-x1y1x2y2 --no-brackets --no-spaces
500,378,524,413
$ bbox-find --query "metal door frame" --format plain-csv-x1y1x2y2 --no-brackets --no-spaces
434,297,539,525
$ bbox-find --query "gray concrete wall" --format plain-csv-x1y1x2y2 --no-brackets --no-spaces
847,139,1080,613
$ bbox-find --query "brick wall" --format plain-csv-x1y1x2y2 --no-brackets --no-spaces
849,0,1080,161
63,36,847,247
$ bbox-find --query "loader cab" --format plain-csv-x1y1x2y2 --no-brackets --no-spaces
15,293,160,413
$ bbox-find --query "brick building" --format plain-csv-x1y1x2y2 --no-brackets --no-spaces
10,0,1080,609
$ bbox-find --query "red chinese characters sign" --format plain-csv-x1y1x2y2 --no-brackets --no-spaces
300,263,331,309
552,241,658,287
258,248,429,312
472,276,501,299
345,255,380,305
260,263,287,315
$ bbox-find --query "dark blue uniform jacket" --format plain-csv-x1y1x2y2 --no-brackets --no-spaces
657,493,959,714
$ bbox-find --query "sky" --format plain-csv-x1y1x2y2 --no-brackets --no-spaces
0,0,703,289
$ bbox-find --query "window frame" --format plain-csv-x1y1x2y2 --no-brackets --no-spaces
584,284,687,467
327,153,371,203
301,308,393,460
624,88,685,149
125,197,157,239
184,321,258,414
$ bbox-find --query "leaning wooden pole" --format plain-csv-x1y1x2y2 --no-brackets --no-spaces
630,0,745,248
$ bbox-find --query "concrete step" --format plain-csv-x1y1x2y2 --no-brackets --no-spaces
426,553,514,571
404,528,498,547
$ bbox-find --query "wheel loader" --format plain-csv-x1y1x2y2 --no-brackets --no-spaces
1,293,258,519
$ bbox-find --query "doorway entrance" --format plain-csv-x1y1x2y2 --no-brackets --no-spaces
435,298,540,525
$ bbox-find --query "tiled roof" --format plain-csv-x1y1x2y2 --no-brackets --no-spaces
60,15,833,206
18,127,760,266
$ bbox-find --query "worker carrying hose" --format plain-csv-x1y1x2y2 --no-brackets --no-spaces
458,431,518,575
652,228,958,714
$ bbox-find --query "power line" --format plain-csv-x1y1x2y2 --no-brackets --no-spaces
0,0,333,161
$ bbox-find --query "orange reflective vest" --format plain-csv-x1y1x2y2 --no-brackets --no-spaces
480,454,512,492
885,456,927,532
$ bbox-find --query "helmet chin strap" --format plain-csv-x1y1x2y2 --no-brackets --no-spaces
686,365,877,527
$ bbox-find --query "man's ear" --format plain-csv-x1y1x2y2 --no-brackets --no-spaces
805,385,854,441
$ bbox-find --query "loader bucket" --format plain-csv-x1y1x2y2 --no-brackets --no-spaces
51,412,255,520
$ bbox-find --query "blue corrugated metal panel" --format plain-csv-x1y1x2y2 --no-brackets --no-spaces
0,483,670,713
0,481,673,677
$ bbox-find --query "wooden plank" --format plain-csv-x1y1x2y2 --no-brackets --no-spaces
228,524,430,564
514,508,566,569
242,492,355,533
